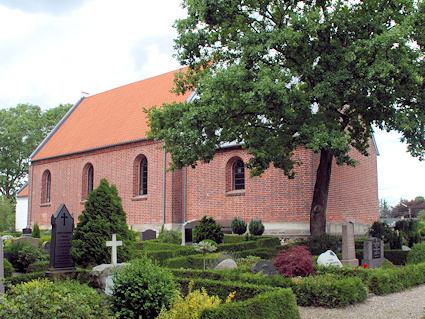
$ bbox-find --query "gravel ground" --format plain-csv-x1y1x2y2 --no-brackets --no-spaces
298,284,425,319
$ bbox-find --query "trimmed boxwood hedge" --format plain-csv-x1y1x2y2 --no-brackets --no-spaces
27,260,50,273
199,289,300,319
384,250,409,265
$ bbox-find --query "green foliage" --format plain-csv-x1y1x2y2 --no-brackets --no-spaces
157,281,224,319
418,209,425,221
248,218,265,236
193,215,224,244
199,289,300,319
395,219,421,247
384,250,409,265
0,278,111,318
31,222,41,238
158,227,182,244
194,240,218,270
388,231,403,250
110,256,178,319
380,259,395,269
272,246,316,278
5,240,48,272
0,196,15,231
3,258,14,277
406,241,425,265
231,216,247,235
71,178,133,267
39,235,51,247
314,265,371,285
235,255,261,272
293,276,367,307
306,233,342,255
369,221,391,242
27,260,50,273
146,0,424,235
0,103,72,198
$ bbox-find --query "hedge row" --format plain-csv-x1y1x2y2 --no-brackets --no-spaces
27,260,50,273
216,237,281,252
368,263,425,295
199,289,300,319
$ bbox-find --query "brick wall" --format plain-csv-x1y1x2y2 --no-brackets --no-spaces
29,139,378,230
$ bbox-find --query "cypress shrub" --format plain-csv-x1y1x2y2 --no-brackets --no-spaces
194,215,224,244
231,216,247,235
31,222,41,238
71,178,134,267
248,218,265,236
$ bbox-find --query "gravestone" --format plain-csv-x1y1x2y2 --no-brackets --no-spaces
46,204,77,278
317,250,343,267
42,241,51,254
0,236,4,294
341,222,359,267
361,237,385,269
11,236,39,247
140,229,156,241
22,228,32,236
106,234,122,266
215,259,238,269
182,220,200,246
251,260,277,277
89,263,128,295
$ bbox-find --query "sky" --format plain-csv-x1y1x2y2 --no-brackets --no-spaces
0,0,424,207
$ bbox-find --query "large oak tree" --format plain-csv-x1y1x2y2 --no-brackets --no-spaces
147,0,425,234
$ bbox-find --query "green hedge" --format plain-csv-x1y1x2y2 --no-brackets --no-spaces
292,276,367,307
134,241,195,251
3,259,14,278
237,247,280,260
368,263,425,295
384,250,409,265
176,277,276,302
164,254,205,269
200,289,300,319
223,234,245,243
27,260,50,273
315,265,371,284
3,272,46,290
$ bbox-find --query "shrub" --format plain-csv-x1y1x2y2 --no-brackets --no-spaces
395,219,420,247
380,259,395,269
5,240,48,272
157,281,226,319
235,255,261,271
158,228,182,244
369,221,391,242
0,278,111,318
272,245,315,278
406,241,425,265
248,217,265,236
388,231,403,250
194,240,218,270
3,258,14,277
39,235,51,247
110,256,178,318
31,222,41,238
384,250,408,265
71,178,133,267
27,260,50,273
194,215,224,244
306,233,342,255
231,217,247,235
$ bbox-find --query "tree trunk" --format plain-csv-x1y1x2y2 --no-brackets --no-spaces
310,149,333,235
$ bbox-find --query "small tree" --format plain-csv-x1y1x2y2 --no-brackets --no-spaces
31,222,41,238
193,215,224,244
272,246,316,278
193,240,217,270
231,216,247,235
71,178,133,267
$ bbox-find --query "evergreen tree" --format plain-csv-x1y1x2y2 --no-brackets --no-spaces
71,178,133,267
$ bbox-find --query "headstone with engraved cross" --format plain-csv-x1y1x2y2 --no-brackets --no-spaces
46,204,76,278
106,234,122,266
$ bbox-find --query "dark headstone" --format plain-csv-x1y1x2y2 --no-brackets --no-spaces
48,204,75,270
251,260,277,277
140,229,156,241
361,237,385,269
22,228,32,236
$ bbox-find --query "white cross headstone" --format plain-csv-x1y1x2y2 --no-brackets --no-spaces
106,234,122,266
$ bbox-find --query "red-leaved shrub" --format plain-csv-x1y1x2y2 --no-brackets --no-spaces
272,245,316,278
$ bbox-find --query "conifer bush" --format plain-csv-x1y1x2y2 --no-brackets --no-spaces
306,233,342,255
110,256,178,319
249,217,265,236
272,245,316,278
31,222,41,238
406,241,425,265
231,216,247,235
71,178,133,267
193,215,224,244
5,240,48,272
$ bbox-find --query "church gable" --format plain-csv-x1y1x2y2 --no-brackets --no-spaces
31,68,191,161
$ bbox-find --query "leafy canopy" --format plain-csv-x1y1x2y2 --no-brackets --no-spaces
147,0,425,179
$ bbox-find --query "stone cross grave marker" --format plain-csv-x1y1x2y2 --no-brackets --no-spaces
0,236,4,294
106,234,122,266
341,222,359,267
49,204,75,270
361,237,385,269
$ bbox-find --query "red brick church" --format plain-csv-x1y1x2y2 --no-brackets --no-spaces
28,68,379,235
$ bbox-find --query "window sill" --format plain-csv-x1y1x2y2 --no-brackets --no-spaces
40,203,51,207
132,195,148,201
225,190,245,197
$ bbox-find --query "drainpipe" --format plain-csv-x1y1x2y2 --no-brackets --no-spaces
162,148,166,226
28,162,34,229
184,167,187,223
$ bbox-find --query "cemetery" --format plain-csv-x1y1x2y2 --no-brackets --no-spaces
1,181,425,318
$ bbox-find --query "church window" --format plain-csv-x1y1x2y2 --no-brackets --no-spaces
41,170,51,204
82,163,94,200
139,158,148,195
233,160,245,190
88,165,94,194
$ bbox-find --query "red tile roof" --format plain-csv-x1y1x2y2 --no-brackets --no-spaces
31,68,191,161
17,184,29,197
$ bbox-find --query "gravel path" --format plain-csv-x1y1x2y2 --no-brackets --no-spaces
298,284,425,319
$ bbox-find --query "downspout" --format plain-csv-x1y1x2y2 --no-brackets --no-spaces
184,167,187,223
162,148,166,226
28,162,34,228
